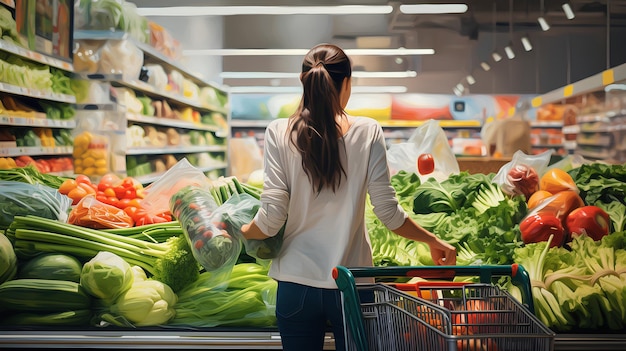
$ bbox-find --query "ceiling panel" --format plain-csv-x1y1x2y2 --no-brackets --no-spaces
133,0,626,94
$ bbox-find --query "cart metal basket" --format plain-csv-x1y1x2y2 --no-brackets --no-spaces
332,264,555,351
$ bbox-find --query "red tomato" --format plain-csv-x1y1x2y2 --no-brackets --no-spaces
75,174,92,185
417,153,435,175
124,206,139,218
565,206,611,241
99,173,121,188
103,187,116,198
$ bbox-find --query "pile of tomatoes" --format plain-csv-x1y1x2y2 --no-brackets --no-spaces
58,174,172,227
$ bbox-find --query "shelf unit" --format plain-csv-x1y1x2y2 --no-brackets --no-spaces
524,62,626,164
231,118,486,156
71,30,230,183
0,25,76,173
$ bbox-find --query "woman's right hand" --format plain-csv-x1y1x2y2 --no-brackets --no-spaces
427,239,457,266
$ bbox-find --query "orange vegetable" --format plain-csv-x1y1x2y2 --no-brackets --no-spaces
67,186,88,205
68,195,133,229
535,190,584,222
58,179,77,195
527,190,553,210
539,168,578,194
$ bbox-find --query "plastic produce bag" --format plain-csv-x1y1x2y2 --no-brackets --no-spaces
68,195,133,229
387,119,459,182
212,193,284,262
492,150,552,200
169,186,240,277
0,180,71,229
142,158,212,217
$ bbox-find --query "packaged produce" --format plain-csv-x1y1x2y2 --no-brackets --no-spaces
387,119,459,182
74,0,149,43
214,193,285,261
0,180,71,229
68,195,134,229
72,130,109,177
169,185,241,277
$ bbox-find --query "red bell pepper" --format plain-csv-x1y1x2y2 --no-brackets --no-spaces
520,213,565,248
565,205,611,241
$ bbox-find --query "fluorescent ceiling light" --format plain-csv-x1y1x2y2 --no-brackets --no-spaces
137,5,393,16
538,17,550,31
455,83,465,92
466,75,476,85
521,36,533,51
480,62,491,71
492,52,502,62
184,48,434,56
220,71,418,79
229,85,407,94
504,45,515,59
562,3,575,20
399,4,468,14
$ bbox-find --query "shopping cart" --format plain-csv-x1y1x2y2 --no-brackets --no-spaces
332,264,555,351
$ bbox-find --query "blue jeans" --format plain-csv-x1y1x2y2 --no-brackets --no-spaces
276,281,346,351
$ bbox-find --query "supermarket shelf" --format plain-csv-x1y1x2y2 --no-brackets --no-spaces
126,145,227,155
531,144,564,149
0,82,76,103
0,146,72,157
380,119,482,128
531,121,564,128
577,109,625,123
0,330,624,350
73,30,228,94
230,119,483,129
75,103,119,111
126,113,223,132
0,114,76,128
531,62,626,107
135,163,229,184
75,73,227,115
562,125,581,134
0,38,73,72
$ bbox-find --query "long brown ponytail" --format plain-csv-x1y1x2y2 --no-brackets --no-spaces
289,44,352,193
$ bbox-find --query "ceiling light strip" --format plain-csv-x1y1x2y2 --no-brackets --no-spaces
229,86,407,94
137,5,393,17
184,48,434,56
220,71,418,79
399,4,468,14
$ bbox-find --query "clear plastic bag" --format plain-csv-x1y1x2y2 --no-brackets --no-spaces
169,186,240,276
493,150,552,200
68,195,133,229
142,158,212,217
212,193,284,262
0,181,71,229
387,119,460,182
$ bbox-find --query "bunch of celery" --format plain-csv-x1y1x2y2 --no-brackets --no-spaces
170,263,277,327
514,231,626,331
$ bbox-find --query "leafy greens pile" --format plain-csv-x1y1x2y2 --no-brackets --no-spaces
367,171,527,266
514,230,626,331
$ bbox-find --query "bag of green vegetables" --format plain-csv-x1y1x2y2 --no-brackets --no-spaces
0,180,71,229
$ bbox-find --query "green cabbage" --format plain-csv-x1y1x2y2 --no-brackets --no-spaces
80,251,134,304
110,280,177,326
